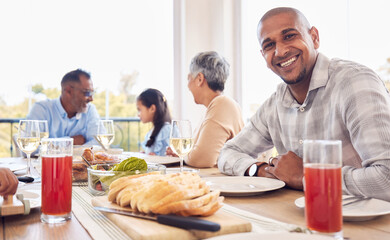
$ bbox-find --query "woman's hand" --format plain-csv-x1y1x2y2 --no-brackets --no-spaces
0,168,19,197
165,147,178,157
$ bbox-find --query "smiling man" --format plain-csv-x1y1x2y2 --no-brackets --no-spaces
27,69,100,145
218,7,390,201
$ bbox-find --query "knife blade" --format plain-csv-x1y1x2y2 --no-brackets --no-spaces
94,206,221,232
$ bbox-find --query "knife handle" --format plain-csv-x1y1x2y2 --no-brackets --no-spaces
157,214,221,232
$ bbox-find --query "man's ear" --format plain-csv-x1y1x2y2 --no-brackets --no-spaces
310,26,320,49
63,85,72,95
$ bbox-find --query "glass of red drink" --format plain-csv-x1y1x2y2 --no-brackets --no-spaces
303,140,343,240
40,138,73,223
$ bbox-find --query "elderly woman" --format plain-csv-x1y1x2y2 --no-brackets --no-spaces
167,51,244,167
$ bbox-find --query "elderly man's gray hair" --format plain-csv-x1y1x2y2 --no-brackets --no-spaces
189,51,230,92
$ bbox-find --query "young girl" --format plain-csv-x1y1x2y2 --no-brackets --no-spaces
137,88,172,156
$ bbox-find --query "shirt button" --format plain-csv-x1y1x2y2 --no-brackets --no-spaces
299,139,303,144
299,107,305,112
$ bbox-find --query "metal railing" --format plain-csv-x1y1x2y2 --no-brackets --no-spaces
0,117,141,157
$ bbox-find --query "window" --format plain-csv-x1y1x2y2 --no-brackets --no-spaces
0,0,174,118
241,0,390,119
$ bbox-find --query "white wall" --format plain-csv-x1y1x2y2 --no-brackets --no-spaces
173,0,241,130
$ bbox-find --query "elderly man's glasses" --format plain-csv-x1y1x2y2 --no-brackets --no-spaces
70,86,95,97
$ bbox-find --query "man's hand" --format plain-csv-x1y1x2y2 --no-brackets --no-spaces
0,168,18,197
257,163,278,178
265,151,304,190
72,135,86,145
165,147,178,157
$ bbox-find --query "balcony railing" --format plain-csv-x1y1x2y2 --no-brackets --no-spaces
0,117,141,157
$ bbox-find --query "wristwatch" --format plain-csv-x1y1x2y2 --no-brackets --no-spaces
248,163,259,177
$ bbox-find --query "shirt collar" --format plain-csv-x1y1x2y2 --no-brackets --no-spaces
308,53,330,92
55,97,84,120
55,97,68,118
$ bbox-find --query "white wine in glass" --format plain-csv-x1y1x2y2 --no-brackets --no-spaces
38,119,49,139
97,120,115,149
36,120,49,162
169,120,193,172
17,120,40,177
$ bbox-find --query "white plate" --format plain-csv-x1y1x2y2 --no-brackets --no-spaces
0,162,27,172
203,176,285,196
206,232,334,240
16,189,41,209
123,152,180,166
295,196,390,221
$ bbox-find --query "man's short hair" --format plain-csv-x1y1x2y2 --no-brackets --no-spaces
61,69,91,88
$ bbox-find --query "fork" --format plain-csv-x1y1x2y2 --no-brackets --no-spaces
343,196,371,206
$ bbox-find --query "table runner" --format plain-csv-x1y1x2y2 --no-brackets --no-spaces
72,185,130,240
72,186,308,240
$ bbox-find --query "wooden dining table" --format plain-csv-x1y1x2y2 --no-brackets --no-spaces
2,163,390,239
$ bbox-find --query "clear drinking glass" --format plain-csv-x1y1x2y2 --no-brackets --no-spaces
36,120,49,162
37,120,49,139
169,120,194,172
303,140,343,240
96,120,115,149
16,120,40,177
40,138,73,223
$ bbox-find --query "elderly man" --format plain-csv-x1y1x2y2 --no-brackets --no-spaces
218,7,390,201
27,69,100,145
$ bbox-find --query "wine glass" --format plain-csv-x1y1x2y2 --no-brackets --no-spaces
36,120,49,162
37,120,49,139
96,120,115,150
16,120,40,177
169,120,193,172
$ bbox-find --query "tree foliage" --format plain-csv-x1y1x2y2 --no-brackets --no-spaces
0,80,152,157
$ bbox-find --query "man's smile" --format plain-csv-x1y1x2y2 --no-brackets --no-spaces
279,56,297,67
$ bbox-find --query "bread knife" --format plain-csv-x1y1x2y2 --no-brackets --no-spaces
94,206,221,232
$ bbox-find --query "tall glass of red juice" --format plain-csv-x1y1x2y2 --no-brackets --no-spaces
40,138,73,223
303,140,343,240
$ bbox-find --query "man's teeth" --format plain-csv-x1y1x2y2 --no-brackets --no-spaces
280,57,297,67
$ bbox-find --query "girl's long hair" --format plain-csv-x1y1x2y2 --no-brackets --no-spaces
137,88,172,147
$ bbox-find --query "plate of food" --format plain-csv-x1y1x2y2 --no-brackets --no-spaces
87,157,166,196
72,148,121,182
295,195,390,221
123,152,180,166
203,176,285,196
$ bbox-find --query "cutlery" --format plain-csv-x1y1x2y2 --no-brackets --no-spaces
343,196,371,206
93,136,108,151
94,206,221,232
81,155,92,167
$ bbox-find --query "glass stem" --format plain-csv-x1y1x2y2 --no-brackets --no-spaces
26,153,32,176
180,157,184,172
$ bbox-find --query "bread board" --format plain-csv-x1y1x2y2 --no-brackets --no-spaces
91,196,252,240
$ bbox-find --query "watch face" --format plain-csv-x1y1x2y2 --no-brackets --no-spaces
249,164,257,176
